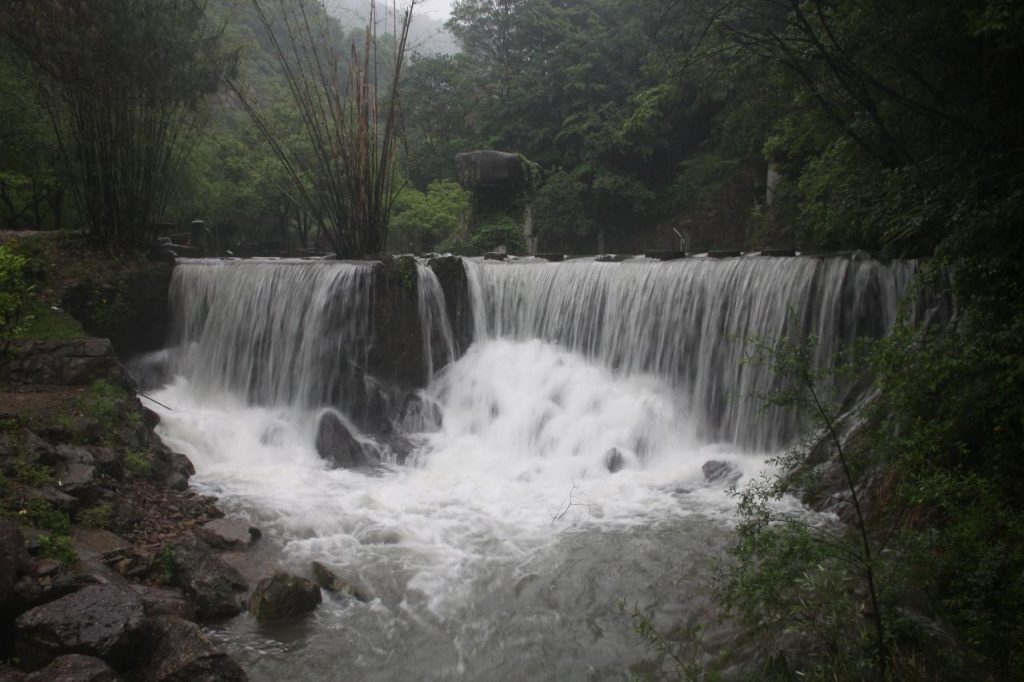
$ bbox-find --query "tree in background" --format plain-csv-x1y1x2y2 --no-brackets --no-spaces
0,0,237,250
0,46,65,232
237,0,413,258
389,179,469,253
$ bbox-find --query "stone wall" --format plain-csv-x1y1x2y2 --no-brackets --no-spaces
1,339,129,387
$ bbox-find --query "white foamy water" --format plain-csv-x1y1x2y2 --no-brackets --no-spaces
146,254,916,680
151,339,768,680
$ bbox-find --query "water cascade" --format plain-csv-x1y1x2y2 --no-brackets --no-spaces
465,256,916,450
147,254,918,681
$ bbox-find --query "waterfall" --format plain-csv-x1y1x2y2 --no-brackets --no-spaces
463,256,916,450
149,253,923,681
166,259,455,415
417,264,456,381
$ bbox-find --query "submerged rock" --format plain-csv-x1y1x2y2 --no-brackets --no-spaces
23,654,118,682
702,460,742,487
604,448,626,474
248,573,321,621
14,584,145,670
130,616,247,682
311,561,371,602
315,413,371,469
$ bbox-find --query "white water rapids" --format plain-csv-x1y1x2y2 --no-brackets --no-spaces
145,255,917,680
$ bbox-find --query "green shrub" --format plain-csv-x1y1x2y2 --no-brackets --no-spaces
122,450,152,479
37,533,76,564
12,456,52,487
0,244,33,343
469,214,527,254
77,504,113,529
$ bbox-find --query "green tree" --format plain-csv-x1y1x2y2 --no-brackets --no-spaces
0,0,238,249
389,179,470,253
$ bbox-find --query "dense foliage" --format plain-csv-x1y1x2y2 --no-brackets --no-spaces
0,0,238,249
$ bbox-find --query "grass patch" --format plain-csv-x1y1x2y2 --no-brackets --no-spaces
14,299,85,340
77,504,113,529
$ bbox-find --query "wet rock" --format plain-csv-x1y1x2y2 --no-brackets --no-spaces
130,585,195,621
37,417,102,447
131,616,247,682
54,444,95,465
23,654,118,682
702,460,741,487
47,571,102,601
170,535,247,620
368,256,430,388
248,573,322,621
196,518,260,550
55,462,97,502
14,584,145,670
31,485,79,513
0,666,25,682
86,447,119,476
71,529,131,562
315,413,371,469
398,393,442,433
1,520,33,608
427,255,474,354
604,448,625,474
311,561,371,602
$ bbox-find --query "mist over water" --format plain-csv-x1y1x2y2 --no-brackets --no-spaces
149,255,912,680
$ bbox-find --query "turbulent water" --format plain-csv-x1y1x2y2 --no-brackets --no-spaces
147,254,916,681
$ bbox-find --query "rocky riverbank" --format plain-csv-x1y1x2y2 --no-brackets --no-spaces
1,335,371,681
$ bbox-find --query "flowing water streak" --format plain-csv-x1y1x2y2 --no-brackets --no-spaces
167,258,375,410
417,263,456,381
464,256,917,450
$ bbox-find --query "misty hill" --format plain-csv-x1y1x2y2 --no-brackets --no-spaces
323,0,458,55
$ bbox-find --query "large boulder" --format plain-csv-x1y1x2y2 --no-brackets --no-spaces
248,573,321,622
315,413,372,469
169,536,248,620
130,616,247,682
23,654,118,682
455,150,527,190
129,585,195,621
14,584,145,670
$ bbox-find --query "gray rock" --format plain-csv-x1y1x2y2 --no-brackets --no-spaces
311,561,371,602
54,445,95,466
71,529,131,562
196,518,260,550
171,535,248,620
0,520,33,608
130,585,195,621
14,584,145,670
29,486,80,513
248,573,321,621
702,460,742,487
61,355,123,386
315,413,371,469
130,616,247,682
604,448,625,474
24,654,119,682
455,150,528,190
55,462,97,501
